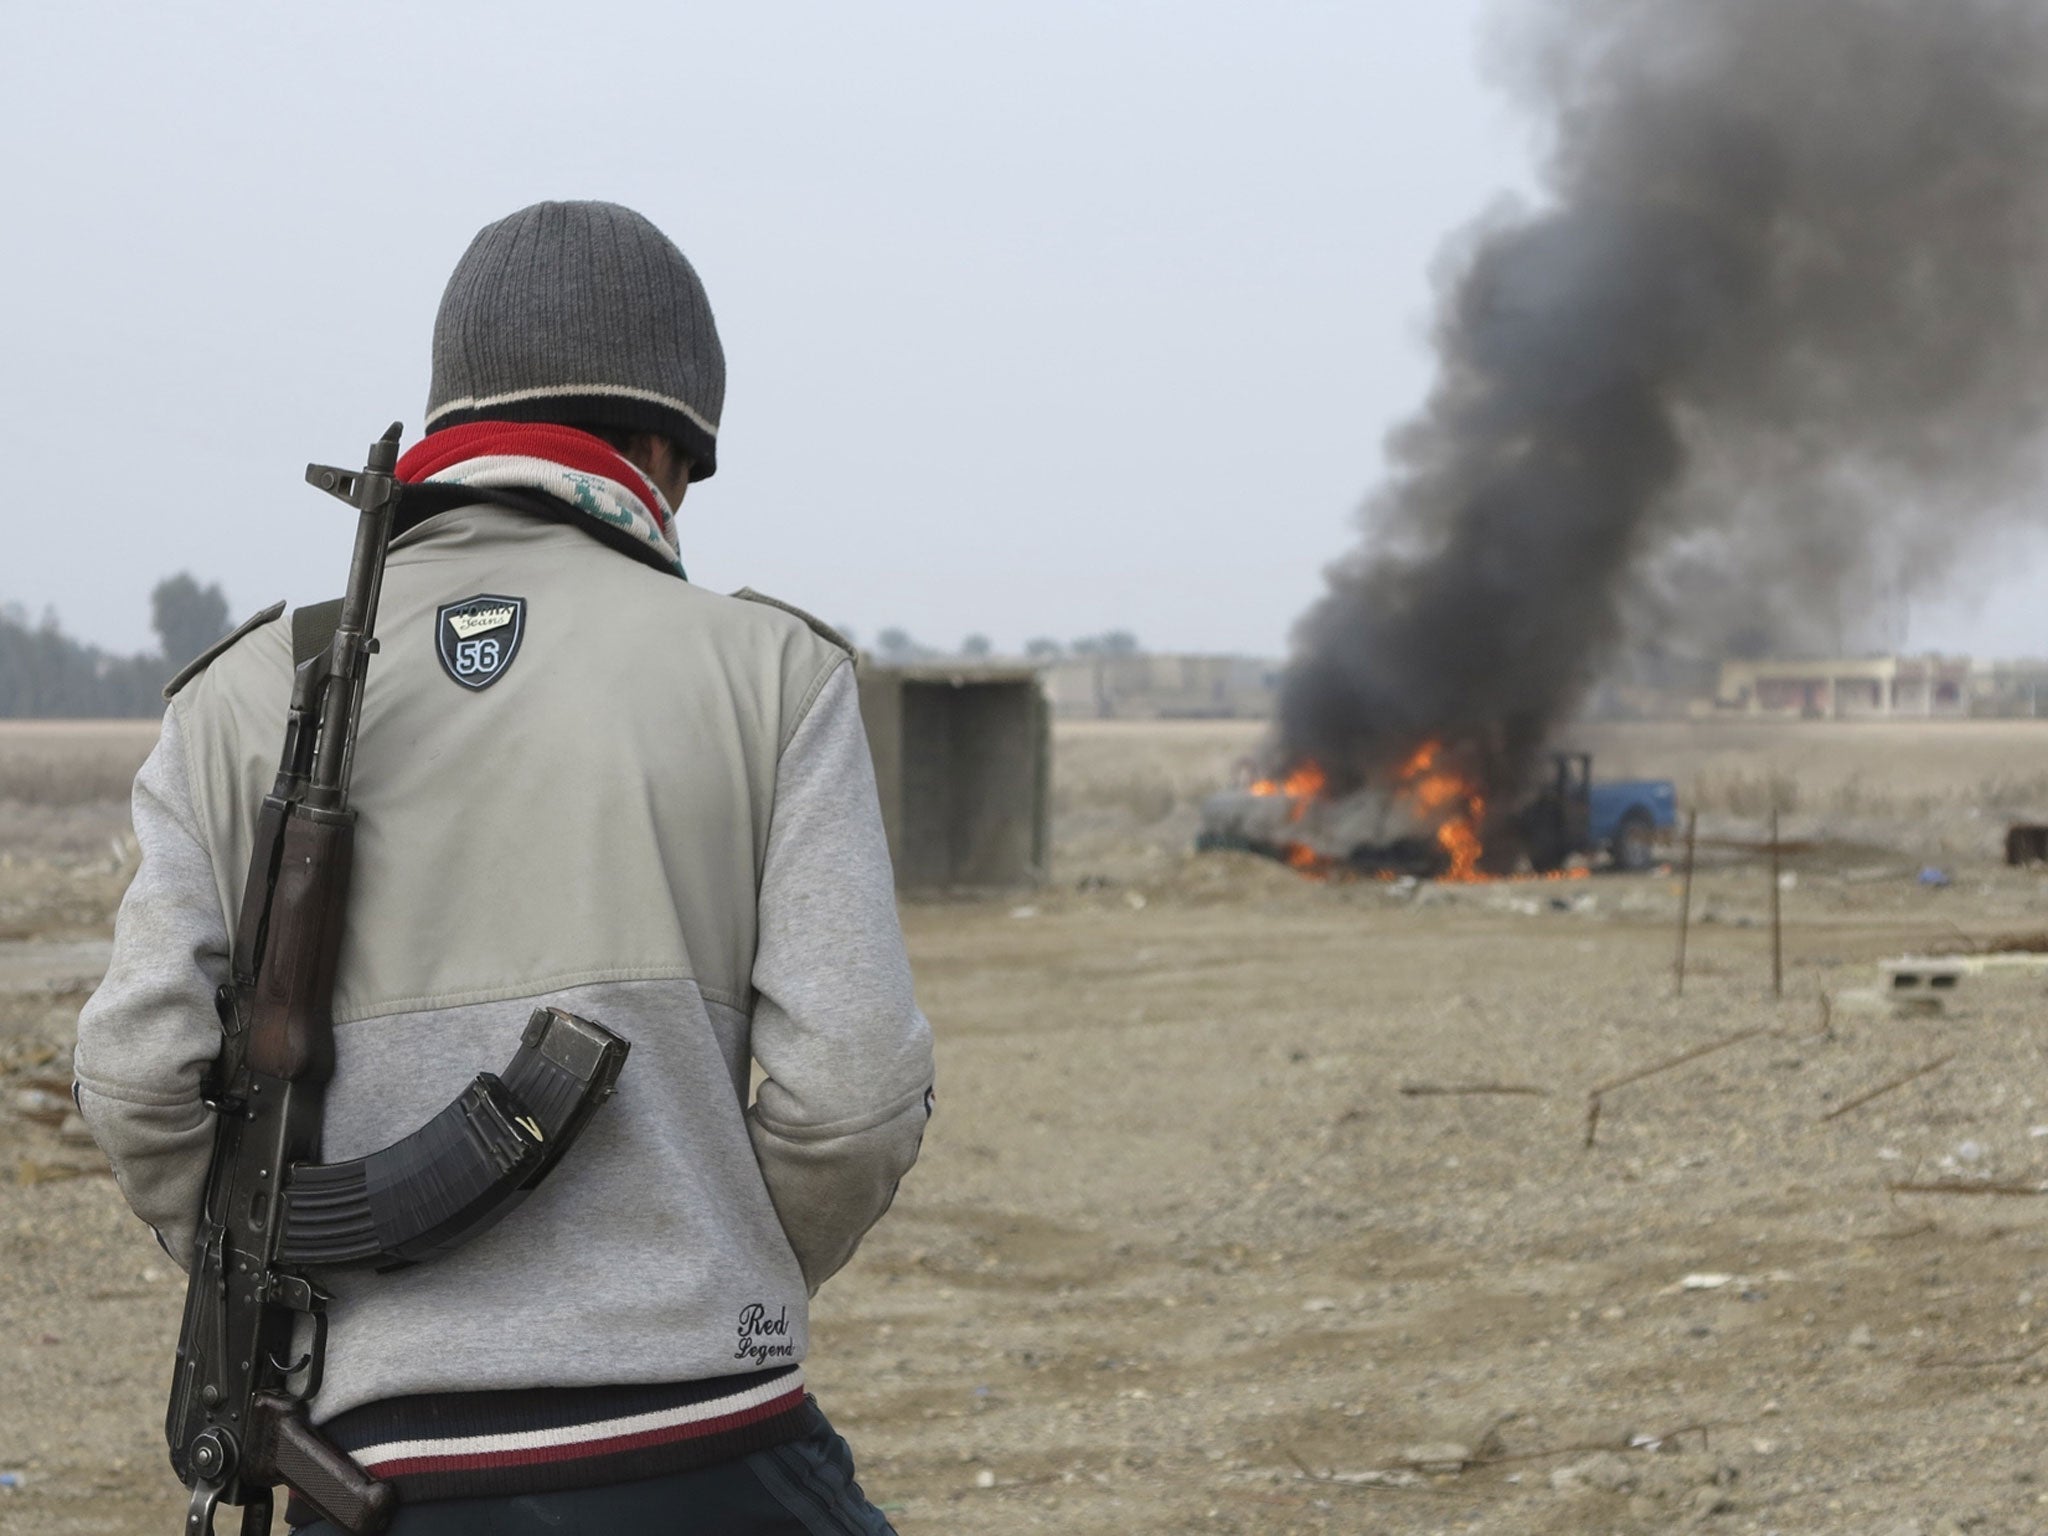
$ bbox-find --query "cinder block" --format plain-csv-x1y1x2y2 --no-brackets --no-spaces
1878,957,1964,1015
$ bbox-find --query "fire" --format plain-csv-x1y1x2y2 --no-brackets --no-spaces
1249,762,1327,823
1243,743,1592,883
1393,741,1487,882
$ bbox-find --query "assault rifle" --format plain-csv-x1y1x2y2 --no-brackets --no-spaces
165,426,630,1535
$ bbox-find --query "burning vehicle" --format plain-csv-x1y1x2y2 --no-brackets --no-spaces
1245,0,2048,900
1197,749,1675,880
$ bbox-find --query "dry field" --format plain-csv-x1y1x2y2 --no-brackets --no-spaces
10,716,2048,1534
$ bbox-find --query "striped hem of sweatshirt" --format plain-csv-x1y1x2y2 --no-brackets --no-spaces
282,1367,807,1521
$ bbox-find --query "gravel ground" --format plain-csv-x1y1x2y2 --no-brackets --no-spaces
8,720,2048,1535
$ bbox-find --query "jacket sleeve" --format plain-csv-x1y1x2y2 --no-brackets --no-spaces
747,659,935,1291
72,707,229,1266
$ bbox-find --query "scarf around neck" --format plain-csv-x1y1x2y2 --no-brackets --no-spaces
394,421,684,575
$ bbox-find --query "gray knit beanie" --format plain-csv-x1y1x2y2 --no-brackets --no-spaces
425,201,725,480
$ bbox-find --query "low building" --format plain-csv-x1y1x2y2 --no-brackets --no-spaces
1969,659,2048,718
1044,654,1277,719
1715,655,1970,719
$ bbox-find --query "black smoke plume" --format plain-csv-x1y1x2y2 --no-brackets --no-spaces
1278,0,2048,798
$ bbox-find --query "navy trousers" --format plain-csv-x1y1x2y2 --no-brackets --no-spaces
292,1403,898,1535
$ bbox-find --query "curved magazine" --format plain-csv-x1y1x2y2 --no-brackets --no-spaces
275,1008,629,1271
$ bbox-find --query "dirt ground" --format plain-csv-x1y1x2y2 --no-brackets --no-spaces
10,715,2048,1534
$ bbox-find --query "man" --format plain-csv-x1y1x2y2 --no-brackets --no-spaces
75,200,934,1534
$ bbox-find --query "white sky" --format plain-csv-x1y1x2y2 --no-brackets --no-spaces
1,1,2039,660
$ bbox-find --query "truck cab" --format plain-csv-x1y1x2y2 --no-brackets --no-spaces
1518,752,1677,872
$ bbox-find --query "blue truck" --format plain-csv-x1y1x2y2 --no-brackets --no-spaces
1522,752,1679,873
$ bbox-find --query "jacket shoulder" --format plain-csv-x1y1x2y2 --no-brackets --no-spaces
730,588,853,657
162,601,287,700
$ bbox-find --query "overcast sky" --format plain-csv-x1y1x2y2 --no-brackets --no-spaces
2,0,2040,660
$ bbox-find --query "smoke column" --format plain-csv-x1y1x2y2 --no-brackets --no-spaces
1278,0,2048,797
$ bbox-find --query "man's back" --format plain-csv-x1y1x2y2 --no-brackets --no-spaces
78,196,930,1533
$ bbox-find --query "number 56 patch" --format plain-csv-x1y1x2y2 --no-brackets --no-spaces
436,594,526,691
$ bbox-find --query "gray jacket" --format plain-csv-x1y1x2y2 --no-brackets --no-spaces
73,505,934,1422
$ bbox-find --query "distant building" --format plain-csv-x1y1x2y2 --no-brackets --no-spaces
1968,659,2048,718
1714,655,1970,718
1044,654,1277,719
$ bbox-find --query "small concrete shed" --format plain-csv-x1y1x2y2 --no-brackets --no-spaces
856,664,1049,892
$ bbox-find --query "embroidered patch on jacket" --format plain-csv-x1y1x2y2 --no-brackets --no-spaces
435,594,526,690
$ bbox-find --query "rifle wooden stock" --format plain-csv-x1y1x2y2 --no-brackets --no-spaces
246,809,352,1084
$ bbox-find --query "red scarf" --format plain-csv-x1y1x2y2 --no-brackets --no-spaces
396,422,680,572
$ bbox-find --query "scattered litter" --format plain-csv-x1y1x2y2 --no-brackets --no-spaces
1665,1269,1793,1296
2032,1126,2048,1139
0,1471,19,1490
1954,1140,1985,1164
1401,1443,1471,1473
1918,867,1952,888
1849,1324,1877,1351
974,1468,996,1488
1778,871,1798,892
2007,824,2048,867
1007,905,1039,920
1325,1467,1425,1488
1302,1297,1339,1312
1123,891,1147,911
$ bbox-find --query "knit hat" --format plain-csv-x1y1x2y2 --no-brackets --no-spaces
425,201,725,480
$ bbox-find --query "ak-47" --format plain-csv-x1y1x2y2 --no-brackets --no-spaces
166,425,631,1536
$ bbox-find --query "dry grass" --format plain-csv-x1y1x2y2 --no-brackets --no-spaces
1050,719,1265,823
1578,718,2048,821
0,720,159,808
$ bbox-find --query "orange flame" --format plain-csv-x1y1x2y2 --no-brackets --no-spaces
1250,745,1593,883
1394,741,1487,882
1247,761,1333,869
1249,762,1328,820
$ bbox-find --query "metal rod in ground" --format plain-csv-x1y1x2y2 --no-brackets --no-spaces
1888,1181,2048,1198
1820,1053,1955,1122
1582,1025,1769,1149
1674,808,1699,998
1769,807,1783,999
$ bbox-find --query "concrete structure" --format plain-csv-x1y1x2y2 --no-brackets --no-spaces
1969,660,2048,718
1044,653,1276,719
1714,655,1970,719
857,663,1049,892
